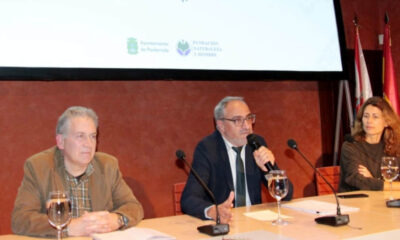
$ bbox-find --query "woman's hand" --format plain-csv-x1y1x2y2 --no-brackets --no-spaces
358,165,373,178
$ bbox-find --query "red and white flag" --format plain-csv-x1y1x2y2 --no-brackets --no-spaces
354,25,372,113
383,18,400,114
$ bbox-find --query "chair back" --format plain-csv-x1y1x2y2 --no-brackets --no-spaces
315,166,340,195
173,182,186,215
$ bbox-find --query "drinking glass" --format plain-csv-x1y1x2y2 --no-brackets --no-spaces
47,191,71,240
381,156,399,200
266,170,289,225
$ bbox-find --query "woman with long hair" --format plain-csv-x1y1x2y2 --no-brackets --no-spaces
339,96,400,192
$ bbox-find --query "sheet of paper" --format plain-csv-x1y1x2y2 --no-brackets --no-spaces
243,209,292,221
282,200,359,215
92,227,176,240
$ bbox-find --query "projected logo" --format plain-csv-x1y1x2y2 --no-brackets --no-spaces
127,38,138,55
177,40,190,56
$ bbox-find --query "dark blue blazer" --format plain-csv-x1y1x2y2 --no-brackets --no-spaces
181,130,293,220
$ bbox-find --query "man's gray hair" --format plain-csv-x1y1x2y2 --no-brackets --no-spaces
56,106,98,135
214,96,245,119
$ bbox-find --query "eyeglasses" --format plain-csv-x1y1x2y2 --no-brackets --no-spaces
220,114,256,127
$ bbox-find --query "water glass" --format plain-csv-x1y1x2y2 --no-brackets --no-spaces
47,191,71,240
266,170,289,225
381,156,399,200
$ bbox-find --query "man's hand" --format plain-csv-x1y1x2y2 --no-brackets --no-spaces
253,146,275,171
67,211,120,236
206,191,234,224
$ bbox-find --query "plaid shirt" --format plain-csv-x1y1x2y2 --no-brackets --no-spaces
65,163,94,218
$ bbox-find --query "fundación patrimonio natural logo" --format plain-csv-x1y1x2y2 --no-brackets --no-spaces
127,38,138,55
177,40,190,56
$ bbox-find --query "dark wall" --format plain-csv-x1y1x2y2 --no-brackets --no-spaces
340,0,400,82
0,0,399,235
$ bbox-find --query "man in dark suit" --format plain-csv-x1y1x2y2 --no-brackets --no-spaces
181,96,293,223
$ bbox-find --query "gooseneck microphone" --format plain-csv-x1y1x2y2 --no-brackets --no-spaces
247,134,276,172
175,150,229,236
287,139,349,226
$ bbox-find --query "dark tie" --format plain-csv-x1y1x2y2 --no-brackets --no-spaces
232,146,246,207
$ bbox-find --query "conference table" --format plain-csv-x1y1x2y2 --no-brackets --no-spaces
1,190,400,240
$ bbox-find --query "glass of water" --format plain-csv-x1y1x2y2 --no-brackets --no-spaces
381,156,399,200
47,191,71,240
266,170,289,225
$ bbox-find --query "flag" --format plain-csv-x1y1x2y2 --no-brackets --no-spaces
354,25,372,113
383,17,400,114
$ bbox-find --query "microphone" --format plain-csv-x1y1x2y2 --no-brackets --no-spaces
175,150,229,236
287,139,349,226
247,134,276,171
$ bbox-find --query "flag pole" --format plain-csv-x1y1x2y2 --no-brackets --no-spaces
385,12,389,24
333,79,353,166
333,16,368,166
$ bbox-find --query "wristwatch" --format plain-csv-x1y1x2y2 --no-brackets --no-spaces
117,213,128,229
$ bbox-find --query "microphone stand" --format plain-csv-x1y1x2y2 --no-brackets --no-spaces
287,140,349,226
176,150,229,236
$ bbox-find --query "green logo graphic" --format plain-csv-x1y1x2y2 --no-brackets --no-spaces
127,38,138,55
177,40,190,56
